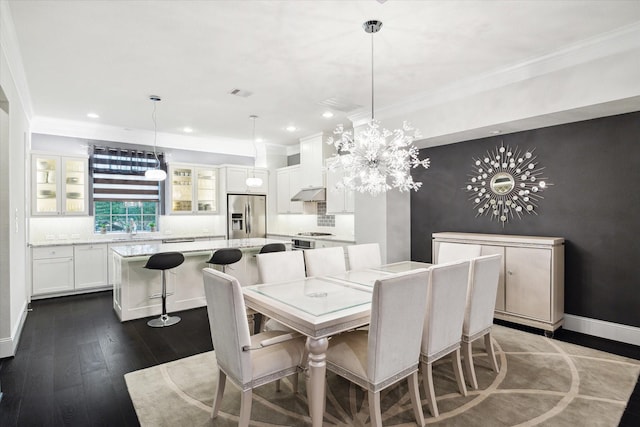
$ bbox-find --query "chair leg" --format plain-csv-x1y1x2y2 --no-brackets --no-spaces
367,390,383,427
452,348,468,397
292,372,299,394
211,369,226,419
462,340,478,389
485,331,499,373
408,371,425,426
422,361,438,418
239,389,253,427
275,379,281,392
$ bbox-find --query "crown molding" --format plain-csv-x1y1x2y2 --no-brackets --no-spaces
350,22,640,126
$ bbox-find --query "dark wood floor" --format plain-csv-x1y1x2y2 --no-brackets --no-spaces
0,291,638,426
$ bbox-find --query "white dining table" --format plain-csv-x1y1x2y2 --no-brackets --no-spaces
242,260,431,427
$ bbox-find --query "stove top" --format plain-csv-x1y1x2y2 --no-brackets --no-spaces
297,232,334,237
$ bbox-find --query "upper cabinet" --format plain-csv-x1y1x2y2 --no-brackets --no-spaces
299,133,334,189
325,158,354,214
32,154,88,216
223,166,268,194
167,163,219,214
276,165,303,214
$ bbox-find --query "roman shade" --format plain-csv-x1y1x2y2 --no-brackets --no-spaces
90,146,165,202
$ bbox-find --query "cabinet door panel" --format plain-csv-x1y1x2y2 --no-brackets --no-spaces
32,156,61,215
74,245,108,289
33,257,74,294
480,245,505,312
505,247,551,321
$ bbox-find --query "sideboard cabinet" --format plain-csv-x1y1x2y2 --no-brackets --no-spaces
432,232,564,333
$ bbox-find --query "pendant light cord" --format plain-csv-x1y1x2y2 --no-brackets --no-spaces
250,115,258,178
371,31,375,121
151,100,160,168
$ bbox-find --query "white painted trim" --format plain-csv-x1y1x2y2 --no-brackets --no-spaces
563,314,640,347
0,0,34,118
0,300,28,358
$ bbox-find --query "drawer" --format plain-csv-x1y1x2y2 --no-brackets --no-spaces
32,245,74,260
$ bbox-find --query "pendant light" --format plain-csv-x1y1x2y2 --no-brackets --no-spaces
326,20,430,195
145,95,167,181
246,115,263,188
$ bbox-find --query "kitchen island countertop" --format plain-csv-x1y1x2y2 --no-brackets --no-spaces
111,237,290,258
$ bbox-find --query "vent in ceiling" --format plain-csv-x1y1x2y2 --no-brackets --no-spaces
229,88,253,98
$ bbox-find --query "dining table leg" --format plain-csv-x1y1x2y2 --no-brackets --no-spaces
306,336,329,427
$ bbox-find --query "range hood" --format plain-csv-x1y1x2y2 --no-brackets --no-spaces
291,187,326,202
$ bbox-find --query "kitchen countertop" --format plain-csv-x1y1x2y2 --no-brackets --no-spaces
111,237,291,258
29,233,226,248
267,232,356,244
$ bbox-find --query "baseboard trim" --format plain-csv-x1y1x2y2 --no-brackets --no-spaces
563,314,640,346
0,301,28,358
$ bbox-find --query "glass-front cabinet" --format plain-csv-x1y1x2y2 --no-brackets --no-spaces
167,163,218,214
32,154,88,216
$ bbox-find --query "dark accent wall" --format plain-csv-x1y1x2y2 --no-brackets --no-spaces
411,111,640,328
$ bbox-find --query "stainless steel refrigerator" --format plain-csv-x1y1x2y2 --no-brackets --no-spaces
227,194,266,239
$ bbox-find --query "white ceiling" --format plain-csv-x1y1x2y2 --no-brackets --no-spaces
7,0,640,148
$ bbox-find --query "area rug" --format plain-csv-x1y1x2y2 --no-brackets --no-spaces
125,325,640,426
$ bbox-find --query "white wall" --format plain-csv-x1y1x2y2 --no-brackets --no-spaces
0,0,31,357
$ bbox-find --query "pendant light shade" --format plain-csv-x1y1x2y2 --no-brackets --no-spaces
145,95,167,181
246,115,263,188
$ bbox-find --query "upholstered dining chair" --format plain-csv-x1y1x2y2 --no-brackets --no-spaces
346,243,382,270
202,268,306,427
420,260,472,418
256,250,306,332
325,269,430,427
303,246,346,277
436,242,481,264
462,253,502,389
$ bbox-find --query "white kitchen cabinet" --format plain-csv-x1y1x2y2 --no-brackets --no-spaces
167,163,219,214
276,165,303,214
299,133,333,189
32,246,74,295
325,158,354,214
432,232,564,332
32,154,88,216
224,166,268,194
74,244,108,289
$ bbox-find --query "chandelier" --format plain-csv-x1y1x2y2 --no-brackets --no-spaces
144,95,167,181
326,20,430,196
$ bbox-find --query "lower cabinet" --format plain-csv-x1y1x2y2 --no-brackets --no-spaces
74,244,108,289
432,232,564,332
32,246,74,295
32,242,119,297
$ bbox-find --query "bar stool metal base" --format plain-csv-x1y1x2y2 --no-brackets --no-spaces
147,314,181,328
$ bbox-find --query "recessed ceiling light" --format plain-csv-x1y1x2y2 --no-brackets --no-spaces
322,111,334,118
183,127,193,133
286,126,296,132
87,113,99,119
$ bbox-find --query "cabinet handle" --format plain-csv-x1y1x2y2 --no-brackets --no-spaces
508,270,514,275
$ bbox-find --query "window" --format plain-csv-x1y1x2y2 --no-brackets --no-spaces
91,146,164,233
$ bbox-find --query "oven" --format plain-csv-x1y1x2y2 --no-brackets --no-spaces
291,238,315,250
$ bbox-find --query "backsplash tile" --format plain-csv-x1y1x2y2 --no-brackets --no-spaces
316,202,335,227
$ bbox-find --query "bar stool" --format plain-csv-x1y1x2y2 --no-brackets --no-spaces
259,243,286,254
144,251,185,328
207,248,243,273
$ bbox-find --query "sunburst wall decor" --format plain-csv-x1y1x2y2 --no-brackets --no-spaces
465,144,551,223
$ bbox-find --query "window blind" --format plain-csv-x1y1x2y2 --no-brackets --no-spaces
90,146,165,202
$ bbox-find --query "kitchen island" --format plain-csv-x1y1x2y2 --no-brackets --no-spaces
111,238,290,322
